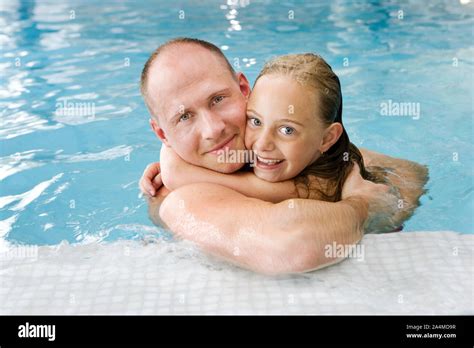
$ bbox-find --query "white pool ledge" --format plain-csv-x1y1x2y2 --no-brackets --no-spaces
1,231,472,315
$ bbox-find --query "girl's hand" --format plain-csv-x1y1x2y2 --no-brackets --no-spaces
139,162,163,196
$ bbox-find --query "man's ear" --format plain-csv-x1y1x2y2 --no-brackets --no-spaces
321,122,343,153
149,118,170,147
235,72,251,99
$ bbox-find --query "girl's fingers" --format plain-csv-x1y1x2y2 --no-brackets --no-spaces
140,162,161,196
145,163,161,180
139,180,153,196
146,181,156,196
139,175,155,196
152,173,163,189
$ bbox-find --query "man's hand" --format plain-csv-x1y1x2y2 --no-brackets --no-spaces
139,162,162,197
342,163,401,233
360,148,429,226
342,163,391,201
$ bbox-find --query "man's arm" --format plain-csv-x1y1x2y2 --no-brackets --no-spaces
155,182,369,275
360,148,429,224
160,145,299,203
147,186,172,229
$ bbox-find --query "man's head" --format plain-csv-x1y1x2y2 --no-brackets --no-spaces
141,38,251,173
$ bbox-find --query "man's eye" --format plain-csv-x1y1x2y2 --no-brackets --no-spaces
212,95,225,105
279,126,295,135
248,117,261,126
179,113,191,122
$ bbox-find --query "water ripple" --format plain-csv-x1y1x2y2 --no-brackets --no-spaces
0,0,472,245
55,145,134,163
0,173,63,212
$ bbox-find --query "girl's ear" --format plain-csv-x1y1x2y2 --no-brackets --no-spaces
320,122,343,153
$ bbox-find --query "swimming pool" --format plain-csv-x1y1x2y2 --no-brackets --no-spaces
1,0,473,249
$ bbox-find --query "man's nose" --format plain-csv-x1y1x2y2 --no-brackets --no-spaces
200,110,226,140
253,128,275,153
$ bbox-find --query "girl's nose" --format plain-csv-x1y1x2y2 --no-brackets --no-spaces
253,130,275,153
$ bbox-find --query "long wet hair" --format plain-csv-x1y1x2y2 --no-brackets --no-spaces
255,54,383,202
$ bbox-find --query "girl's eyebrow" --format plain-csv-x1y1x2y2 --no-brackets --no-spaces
247,109,304,127
278,118,304,127
246,109,262,117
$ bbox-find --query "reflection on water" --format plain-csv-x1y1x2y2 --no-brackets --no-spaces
0,0,472,246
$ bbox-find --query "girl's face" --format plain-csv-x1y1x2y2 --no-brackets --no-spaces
245,74,326,182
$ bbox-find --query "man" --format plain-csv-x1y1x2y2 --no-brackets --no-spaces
139,37,427,275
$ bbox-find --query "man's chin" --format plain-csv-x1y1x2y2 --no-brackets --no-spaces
211,161,245,174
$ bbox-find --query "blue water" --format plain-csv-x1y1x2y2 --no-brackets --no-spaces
1,0,473,246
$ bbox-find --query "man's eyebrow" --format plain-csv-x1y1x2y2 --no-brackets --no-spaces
170,107,190,122
169,88,232,122
247,109,304,127
207,88,232,101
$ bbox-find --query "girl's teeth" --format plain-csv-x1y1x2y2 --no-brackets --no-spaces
258,156,282,164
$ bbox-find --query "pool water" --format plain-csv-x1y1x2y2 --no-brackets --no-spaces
1,0,473,247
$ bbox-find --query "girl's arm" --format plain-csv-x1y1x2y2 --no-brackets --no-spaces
159,145,299,203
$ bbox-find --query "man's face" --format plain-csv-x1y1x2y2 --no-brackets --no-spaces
146,45,250,173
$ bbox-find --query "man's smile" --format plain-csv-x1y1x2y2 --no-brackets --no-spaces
207,135,237,155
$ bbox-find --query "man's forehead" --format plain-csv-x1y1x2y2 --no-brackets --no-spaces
161,78,229,115
146,46,235,118
159,43,219,65
150,44,228,85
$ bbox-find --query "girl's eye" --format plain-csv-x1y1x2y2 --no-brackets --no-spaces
212,95,224,105
248,117,262,127
279,126,295,135
179,113,191,122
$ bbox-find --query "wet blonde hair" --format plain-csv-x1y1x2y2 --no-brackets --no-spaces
255,53,381,201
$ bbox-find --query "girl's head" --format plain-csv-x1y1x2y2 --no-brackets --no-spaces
245,53,373,201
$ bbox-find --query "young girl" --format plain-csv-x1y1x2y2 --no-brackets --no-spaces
242,53,385,202
143,53,388,205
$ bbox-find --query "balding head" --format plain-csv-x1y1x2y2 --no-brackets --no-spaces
140,38,251,173
141,38,236,119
